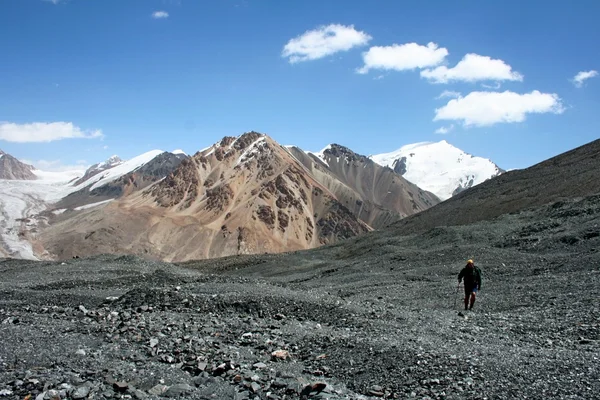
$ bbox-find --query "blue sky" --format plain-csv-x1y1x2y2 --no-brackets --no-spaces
0,0,598,171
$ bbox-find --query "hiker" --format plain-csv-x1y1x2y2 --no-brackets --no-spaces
458,259,482,310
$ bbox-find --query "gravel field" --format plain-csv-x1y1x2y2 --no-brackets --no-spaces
1,192,599,399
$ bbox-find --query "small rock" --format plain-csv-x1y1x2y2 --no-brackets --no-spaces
270,380,288,389
0,389,13,396
113,381,129,393
149,338,159,348
273,313,285,320
72,386,90,399
148,385,168,396
242,332,253,339
164,383,193,397
253,362,267,370
78,305,88,314
75,349,86,356
271,350,290,361
250,382,261,393
132,389,149,399
299,383,327,398
44,389,60,400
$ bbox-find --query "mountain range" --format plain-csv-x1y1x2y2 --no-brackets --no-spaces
0,134,502,261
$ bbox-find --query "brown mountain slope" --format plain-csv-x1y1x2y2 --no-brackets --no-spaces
385,138,600,236
39,133,373,261
286,144,439,228
0,150,36,180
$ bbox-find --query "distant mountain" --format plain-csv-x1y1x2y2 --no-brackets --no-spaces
38,132,439,261
0,150,36,180
370,140,503,201
287,143,439,228
55,151,188,210
73,155,123,186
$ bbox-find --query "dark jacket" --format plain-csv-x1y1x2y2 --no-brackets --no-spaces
458,265,482,289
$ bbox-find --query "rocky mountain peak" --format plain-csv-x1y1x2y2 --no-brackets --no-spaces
0,150,36,180
323,144,370,164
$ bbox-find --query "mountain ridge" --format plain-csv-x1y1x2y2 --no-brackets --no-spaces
370,140,503,200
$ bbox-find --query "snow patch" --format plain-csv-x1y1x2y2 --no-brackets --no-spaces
171,149,187,156
83,150,164,191
74,199,114,211
236,137,266,166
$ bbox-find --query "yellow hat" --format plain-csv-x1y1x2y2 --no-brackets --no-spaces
467,259,473,264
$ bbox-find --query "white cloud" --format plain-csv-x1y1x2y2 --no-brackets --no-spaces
152,11,169,19
282,24,371,63
436,90,461,99
357,42,448,74
481,82,502,90
44,0,62,4
421,53,523,84
0,122,104,143
21,159,89,172
103,145,109,150
434,124,454,134
434,90,564,127
572,70,598,88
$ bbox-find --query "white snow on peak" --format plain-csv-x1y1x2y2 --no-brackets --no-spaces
236,137,266,166
172,149,187,156
86,150,165,191
306,144,332,167
96,155,123,170
370,140,501,201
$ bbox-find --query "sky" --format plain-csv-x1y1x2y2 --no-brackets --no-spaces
0,0,599,172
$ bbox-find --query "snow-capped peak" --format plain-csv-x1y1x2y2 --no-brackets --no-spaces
73,150,165,191
95,155,123,171
305,144,333,166
370,140,503,201
171,149,187,156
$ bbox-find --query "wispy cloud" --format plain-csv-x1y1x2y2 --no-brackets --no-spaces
282,24,371,63
434,124,454,134
434,90,564,127
572,70,598,88
421,53,523,84
481,82,502,90
436,90,461,99
0,122,104,143
152,11,169,19
103,145,109,150
357,42,448,74
44,0,63,4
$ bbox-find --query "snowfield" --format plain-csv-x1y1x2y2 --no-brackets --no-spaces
371,140,502,200
0,150,165,260
0,171,83,259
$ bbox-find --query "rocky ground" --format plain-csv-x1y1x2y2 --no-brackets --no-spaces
1,193,599,399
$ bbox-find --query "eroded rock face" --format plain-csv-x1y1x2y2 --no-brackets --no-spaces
38,132,427,261
151,158,199,208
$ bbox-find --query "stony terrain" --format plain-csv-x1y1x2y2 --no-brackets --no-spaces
1,188,599,399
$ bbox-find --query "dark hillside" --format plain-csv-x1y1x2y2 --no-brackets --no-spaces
387,138,600,234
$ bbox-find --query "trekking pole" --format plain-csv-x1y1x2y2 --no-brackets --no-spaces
454,282,460,309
